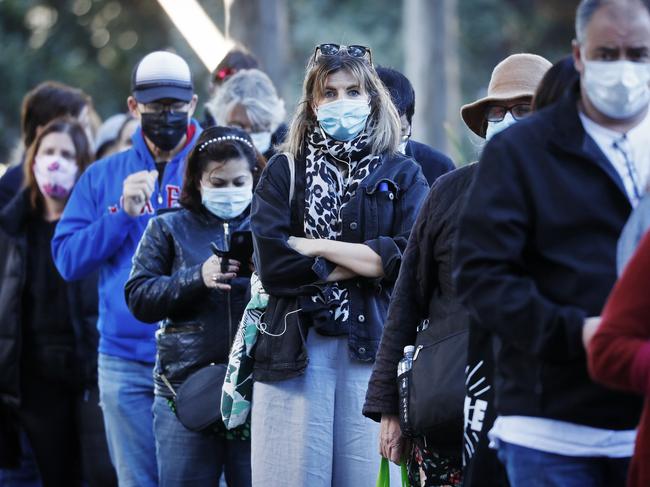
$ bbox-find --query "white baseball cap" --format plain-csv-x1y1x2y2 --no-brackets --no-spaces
132,51,193,103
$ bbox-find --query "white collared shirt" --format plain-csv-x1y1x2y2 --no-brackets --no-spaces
579,108,650,207
489,416,636,458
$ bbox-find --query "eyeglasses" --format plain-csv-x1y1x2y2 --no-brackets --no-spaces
312,43,373,65
140,101,189,115
486,103,532,122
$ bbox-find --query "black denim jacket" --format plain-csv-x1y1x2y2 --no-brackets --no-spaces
251,151,428,381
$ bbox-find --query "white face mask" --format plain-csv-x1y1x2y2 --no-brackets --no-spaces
201,185,252,220
583,59,650,120
33,154,79,199
250,131,272,154
485,112,517,141
398,133,410,154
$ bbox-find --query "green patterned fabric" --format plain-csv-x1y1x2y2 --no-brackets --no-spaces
221,273,268,430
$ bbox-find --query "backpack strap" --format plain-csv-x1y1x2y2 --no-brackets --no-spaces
284,152,296,204
282,151,305,237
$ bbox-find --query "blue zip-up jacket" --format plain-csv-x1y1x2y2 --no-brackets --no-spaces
52,121,202,364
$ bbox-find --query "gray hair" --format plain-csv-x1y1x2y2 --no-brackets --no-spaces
576,0,650,42
207,69,285,133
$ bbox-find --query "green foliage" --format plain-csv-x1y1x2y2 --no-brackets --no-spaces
0,0,577,163
0,0,209,160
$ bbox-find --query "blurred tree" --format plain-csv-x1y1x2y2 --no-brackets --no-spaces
459,0,576,101
0,0,579,165
0,0,218,162
227,0,289,100
404,0,461,159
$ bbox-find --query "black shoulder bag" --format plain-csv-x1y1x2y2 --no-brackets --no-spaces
401,299,469,447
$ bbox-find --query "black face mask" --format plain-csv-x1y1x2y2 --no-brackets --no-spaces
141,111,189,151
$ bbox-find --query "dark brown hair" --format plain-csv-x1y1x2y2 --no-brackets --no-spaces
212,47,260,86
21,81,91,148
23,117,93,211
179,126,266,213
532,56,579,111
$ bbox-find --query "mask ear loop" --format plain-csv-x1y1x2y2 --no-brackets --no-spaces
256,308,303,337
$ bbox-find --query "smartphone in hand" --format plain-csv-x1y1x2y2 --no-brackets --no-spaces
211,232,254,277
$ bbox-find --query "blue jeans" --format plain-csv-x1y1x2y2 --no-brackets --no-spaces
0,430,41,487
497,441,630,487
152,395,251,487
98,353,157,487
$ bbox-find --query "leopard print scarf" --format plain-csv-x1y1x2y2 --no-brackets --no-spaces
303,127,381,330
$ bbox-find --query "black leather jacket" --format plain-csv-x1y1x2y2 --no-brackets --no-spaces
125,207,250,398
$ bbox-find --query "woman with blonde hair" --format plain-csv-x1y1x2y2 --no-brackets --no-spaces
249,43,429,486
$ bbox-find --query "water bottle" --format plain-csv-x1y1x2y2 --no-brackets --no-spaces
397,345,415,435
397,345,415,377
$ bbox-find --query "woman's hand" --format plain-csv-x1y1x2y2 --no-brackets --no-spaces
201,255,240,290
287,236,322,257
379,414,407,465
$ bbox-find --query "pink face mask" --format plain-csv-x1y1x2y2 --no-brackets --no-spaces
33,154,79,199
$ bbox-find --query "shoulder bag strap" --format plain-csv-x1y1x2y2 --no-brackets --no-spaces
284,152,296,204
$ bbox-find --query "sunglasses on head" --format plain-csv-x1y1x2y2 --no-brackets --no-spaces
312,43,373,65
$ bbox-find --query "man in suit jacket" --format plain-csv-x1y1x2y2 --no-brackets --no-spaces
454,0,650,485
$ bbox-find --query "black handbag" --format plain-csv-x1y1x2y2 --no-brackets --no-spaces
164,363,227,432
409,326,468,438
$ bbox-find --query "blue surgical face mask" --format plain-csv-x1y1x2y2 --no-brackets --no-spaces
316,99,371,141
201,185,252,220
485,112,517,141
250,131,272,154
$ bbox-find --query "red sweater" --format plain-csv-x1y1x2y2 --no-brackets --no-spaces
588,231,650,487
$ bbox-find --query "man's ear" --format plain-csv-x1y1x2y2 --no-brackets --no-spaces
188,94,199,118
572,39,585,75
127,96,140,119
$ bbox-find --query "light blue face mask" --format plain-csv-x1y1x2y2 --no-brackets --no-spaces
316,99,371,141
201,185,252,220
485,112,517,141
250,131,272,154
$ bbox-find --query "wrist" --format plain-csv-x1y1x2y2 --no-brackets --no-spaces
313,238,330,257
